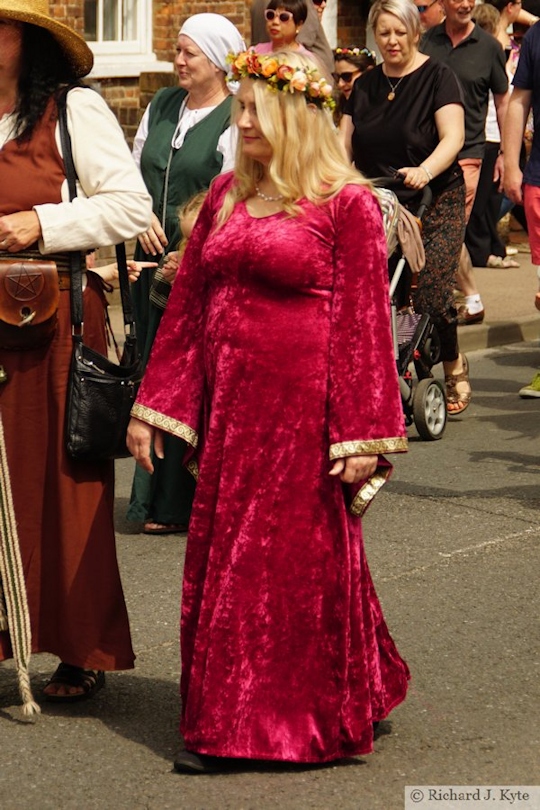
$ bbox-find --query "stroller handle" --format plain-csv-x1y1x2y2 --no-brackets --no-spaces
372,175,433,222
415,185,433,221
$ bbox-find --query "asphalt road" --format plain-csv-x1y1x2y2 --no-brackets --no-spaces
0,342,539,810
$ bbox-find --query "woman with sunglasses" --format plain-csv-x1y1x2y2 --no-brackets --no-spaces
254,0,313,56
333,46,376,124
250,0,335,81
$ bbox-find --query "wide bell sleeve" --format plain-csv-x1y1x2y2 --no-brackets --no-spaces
130,176,225,449
327,185,408,515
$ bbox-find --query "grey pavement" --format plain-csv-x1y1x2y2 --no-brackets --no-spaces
456,235,540,352
1,240,539,809
2,343,539,809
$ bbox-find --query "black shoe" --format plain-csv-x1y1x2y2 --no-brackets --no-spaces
173,750,218,774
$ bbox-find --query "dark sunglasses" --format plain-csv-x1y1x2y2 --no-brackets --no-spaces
332,70,361,83
416,0,438,12
312,0,327,6
265,9,294,23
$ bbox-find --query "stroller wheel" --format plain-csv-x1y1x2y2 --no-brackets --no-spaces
413,378,446,440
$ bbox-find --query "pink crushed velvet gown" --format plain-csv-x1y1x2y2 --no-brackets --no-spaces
133,173,410,762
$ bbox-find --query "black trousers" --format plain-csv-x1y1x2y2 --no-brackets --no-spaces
465,141,506,267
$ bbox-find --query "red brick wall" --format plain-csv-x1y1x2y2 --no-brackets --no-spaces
337,0,369,48
154,1,250,63
95,79,146,145
50,1,85,36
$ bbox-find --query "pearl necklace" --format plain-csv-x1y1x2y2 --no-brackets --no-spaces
255,185,284,202
385,74,406,101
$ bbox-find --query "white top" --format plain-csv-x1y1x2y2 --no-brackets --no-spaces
0,87,152,253
485,92,500,143
132,99,237,173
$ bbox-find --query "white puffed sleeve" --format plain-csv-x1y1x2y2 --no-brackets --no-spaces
35,86,152,252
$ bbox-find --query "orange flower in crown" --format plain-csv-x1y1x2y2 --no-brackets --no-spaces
227,50,335,111
261,57,279,78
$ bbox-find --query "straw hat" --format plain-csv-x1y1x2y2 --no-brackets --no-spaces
0,0,93,77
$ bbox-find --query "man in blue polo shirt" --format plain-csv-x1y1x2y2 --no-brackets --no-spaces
422,0,509,324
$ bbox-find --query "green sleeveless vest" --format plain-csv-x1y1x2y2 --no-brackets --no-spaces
139,87,233,250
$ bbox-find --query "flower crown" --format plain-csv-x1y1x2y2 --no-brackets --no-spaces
334,47,376,60
227,50,335,111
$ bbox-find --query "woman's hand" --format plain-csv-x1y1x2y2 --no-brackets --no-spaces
161,250,180,284
329,454,378,484
137,212,168,256
0,211,42,252
126,417,165,473
397,166,430,190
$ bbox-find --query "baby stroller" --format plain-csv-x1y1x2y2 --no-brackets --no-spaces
375,180,447,441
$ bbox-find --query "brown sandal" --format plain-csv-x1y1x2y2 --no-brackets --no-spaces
445,354,472,415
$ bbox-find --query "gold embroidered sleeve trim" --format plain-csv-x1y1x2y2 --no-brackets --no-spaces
350,468,392,517
329,436,408,460
130,403,198,447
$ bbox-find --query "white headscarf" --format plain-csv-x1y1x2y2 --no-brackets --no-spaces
179,13,245,73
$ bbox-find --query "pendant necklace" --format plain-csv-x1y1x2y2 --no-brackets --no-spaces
255,185,284,202
386,74,406,101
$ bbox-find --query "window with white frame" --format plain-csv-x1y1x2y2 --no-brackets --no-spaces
84,0,172,78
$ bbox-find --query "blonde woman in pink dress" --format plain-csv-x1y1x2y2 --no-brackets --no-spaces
128,50,410,774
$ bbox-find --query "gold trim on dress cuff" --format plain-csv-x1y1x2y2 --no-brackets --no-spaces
329,436,408,460
350,468,392,517
186,458,199,481
130,403,198,447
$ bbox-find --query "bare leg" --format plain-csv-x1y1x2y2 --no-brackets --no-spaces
444,354,472,414
457,244,479,296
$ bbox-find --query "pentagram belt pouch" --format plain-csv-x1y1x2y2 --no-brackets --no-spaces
0,258,59,350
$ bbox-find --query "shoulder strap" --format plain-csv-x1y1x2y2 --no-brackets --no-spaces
57,86,83,328
57,86,136,332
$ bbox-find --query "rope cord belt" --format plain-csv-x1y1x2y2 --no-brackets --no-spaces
0,412,40,715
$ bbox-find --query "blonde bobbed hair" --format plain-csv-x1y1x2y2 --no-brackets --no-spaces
217,51,371,226
368,0,422,42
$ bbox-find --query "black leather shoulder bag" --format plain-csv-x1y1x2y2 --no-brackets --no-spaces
59,87,143,460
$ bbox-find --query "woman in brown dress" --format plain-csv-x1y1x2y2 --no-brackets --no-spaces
0,1,151,701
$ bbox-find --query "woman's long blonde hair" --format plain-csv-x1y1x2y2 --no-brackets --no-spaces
217,51,371,225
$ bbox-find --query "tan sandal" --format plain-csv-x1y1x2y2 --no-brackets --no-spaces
486,255,520,269
445,354,472,415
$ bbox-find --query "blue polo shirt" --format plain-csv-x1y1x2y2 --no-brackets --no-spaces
513,23,540,186
421,22,508,159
